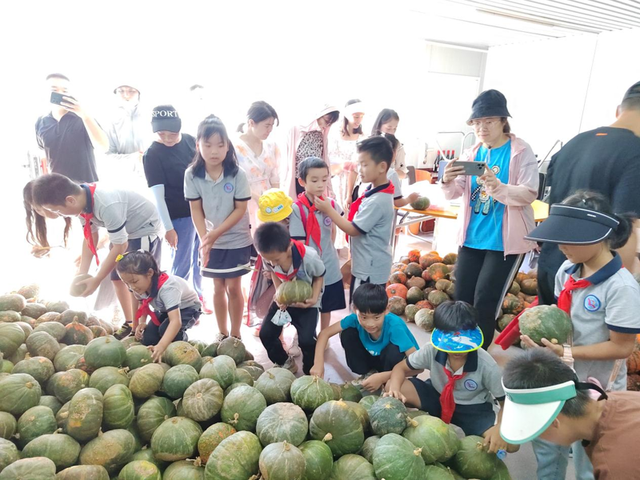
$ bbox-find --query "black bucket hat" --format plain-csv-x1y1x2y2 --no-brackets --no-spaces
525,204,619,245
467,89,511,125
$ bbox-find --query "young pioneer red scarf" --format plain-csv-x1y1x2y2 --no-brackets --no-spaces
440,367,466,424
346,183,395,240
557,276,592,314
295,193,335,254
80,183,100,265
135,273,170,326
272,240,306,282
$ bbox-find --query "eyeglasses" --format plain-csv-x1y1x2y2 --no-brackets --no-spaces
116,88,138,96
470,118,500,128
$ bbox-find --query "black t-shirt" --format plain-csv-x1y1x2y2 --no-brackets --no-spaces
540,127,640,272
143,134,195,220
35,112,99,183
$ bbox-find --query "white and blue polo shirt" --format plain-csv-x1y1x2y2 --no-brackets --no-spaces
555,253,640,390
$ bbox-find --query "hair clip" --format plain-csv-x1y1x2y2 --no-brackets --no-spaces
115,254,125,262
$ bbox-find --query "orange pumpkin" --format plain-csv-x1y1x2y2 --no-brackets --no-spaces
386,284,408,299
407,249,421,263
389,272,408,285
427,263,450,282
419,254,443,270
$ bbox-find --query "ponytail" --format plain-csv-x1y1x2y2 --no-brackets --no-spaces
237,123,245,133
610,212,635,249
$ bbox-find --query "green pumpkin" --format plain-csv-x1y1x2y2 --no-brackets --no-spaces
129,447,168,470
163,341,202,370
338,383,362,402
84,336,126,369
163,460,206,480
0,311,21,323
291,375,334,413
0,438,19,474
182,378,224,422
201,342,219,358
129,363,165,399
330,454,376,480
204,431,261,480
66,388,104,443
490,460,512,480
369,397,408,436
56,465,110,480
6,344,27,366
0,294,26,312
0,323,26,357
59,309,87,326
255,367,296,404
451,435,499,480
63,321,94,346
12,356,55,385
216,337,246,365
189,339,207,354
26,331,60,361
21,303,47,319
38,395,63,415
136,396,176,442
13,322,33,340
220,385,266,432
410,196,431,211
33,321,66,341
358,395,379,412
372,433,427,480
117,460,161,480
103,384,135,430
199,355,236,389
79,429,136,475
0,373,42,416
224,382,250,396
56,401,70,429
299,440,334,480
256,402,308,447
259,441,306,480
162,364,199,399
402,415,460,464
35,311,61,325
407,410,429,420
309,400,365,457
344,401,370,435
198,423,237,464
360,435,380,463
54,345,86,372
17,405,57,447
519,305,572,345
124,345,153,370
0,413,17,440
424,464,458,479
22,432,81,470
0,456,56,479
233,367,254,386
47,369,90,403
275,280,313,305
89,366,130,394
150,416,203,462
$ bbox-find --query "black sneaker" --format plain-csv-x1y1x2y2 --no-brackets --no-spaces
114,323,133,340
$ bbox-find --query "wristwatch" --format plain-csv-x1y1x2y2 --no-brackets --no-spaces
561,343,574,369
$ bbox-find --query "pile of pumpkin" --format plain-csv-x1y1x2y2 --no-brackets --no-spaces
627,337,640,391
0,285,514,479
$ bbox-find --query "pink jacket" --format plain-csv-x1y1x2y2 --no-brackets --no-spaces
441,134,538,255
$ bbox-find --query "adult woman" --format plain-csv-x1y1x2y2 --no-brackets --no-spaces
235,101,281,227
329,99,366,212
283,104,340,198
371,108,408,179
441,89,538,349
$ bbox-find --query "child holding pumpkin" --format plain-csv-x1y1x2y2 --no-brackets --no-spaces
255,222,325,374
115,250,202,362
520,191,640,479
311,284,418,392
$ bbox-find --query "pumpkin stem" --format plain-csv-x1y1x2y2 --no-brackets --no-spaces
228,413,240,425
193,457,202,467
54,428,62,434
413,447,423,456
322,433,333,442
408,417,419,427
283,441,290,451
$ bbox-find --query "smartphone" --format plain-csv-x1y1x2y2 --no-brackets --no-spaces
453,161,487,176
50,92,74,106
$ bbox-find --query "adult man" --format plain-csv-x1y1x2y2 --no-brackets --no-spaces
35,73,109,183
538,81,640,304
501,349,640,479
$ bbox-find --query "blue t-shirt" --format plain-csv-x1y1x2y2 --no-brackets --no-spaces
340,313,419,356
464,140,511,251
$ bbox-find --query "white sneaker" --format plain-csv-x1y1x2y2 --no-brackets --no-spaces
281,356,298,374
215,333,228,343
288,333,301,357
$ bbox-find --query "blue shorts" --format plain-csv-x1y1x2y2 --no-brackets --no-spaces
408,377,496,436
110,235,162,281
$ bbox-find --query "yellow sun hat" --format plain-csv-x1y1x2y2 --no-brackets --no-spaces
258,189,293,223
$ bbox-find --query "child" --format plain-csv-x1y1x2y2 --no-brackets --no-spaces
31,172,162,339
143,105,210,314
522,190,640,479
311,284,418,392
315,136,395,303
255,222,325,374
291,157,346,331
386,301,518,454
23,179,71,257
116,250,202,362
184,115,254,341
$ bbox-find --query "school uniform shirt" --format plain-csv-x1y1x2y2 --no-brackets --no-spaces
340,313,419,356
263,245,326,309
464,140,511,251
406,345,505,405
80,184,161,245
143,134,195,220
290,198,343,286
35,112,99,183
387,169,403,200
554,255,640,390
351,183,395,284
133,275,201,313
183,166,253,250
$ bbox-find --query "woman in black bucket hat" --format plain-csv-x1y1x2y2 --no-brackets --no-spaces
440,89,538,350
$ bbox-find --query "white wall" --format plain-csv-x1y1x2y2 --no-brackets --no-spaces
483,28,640,157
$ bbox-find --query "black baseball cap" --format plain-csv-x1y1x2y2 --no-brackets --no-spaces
151,105,181,133
525,204,619,245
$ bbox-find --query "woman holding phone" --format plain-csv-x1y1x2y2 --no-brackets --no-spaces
440,89,538,349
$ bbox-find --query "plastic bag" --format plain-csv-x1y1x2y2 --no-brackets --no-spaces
271,309,292,327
